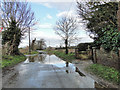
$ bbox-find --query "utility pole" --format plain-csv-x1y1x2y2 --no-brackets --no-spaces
28,27,31,54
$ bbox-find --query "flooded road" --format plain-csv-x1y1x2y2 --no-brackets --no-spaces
3,52,101,88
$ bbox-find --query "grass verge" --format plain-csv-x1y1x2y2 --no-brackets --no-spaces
86,64,120,84
1,55,26,68
47,50,76,62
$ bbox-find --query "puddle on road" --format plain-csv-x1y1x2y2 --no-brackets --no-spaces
24,51,105,88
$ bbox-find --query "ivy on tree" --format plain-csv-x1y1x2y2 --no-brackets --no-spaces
77,1,119,52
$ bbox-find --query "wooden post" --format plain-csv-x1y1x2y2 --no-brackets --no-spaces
75,47,78,58
92,47,97,63
91,47,94,63
117,2,120,31
87,45,90,56
117,2,120,86
118,48,120,86
118,48,120,60
118,48,120,68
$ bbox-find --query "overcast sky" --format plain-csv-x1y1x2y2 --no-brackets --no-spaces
19,0,94,48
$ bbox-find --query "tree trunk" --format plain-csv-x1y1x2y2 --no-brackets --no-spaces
13,43,20,55
65,39,68,54
8,34,21,55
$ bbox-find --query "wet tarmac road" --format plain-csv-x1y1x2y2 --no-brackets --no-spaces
3,52,100,88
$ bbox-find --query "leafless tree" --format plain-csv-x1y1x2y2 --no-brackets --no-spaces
1,0,35,35
54,16,78,54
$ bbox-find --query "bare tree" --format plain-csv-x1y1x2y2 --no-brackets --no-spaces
1,0,35,34
1,0,36,55
68,37,81,47
54,16,78,54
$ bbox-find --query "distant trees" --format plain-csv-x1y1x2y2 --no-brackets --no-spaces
1,0,35,55
31,38,36,51
77,1,119,52
37,39,46,50
54,16,78,54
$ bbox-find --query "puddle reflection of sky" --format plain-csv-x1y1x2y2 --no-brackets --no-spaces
22,53,103,88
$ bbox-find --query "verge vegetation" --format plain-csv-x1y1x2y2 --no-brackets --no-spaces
1,55,26,68
86,64,120,84
1,49,38,69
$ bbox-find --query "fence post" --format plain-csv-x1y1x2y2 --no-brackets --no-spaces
87,45,91,56
118,48,120,86
118,48,120,69
75,47,79,59
92,47,97,63
118,48,120,57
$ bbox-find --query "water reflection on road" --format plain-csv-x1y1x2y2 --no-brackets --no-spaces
24,52,102,88
3,51,104,88
26,54,85,75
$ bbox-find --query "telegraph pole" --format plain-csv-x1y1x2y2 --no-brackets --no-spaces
28,27,31,54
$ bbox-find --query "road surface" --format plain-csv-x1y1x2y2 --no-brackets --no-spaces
3,53,98,88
